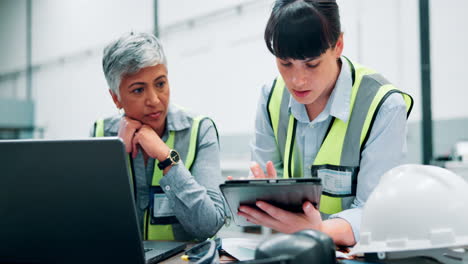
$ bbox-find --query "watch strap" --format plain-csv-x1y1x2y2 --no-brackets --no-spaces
157,158,172,170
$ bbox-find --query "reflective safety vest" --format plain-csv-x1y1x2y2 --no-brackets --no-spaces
94,114,212,240
267,57,413,216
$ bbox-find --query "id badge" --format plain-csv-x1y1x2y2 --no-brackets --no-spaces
311,165,358,197
153,194,174,218
150,192,179,225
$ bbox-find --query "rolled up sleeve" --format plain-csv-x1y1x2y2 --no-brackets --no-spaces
159,119,226,240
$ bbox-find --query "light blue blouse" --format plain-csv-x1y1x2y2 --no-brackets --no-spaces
250,58,408,241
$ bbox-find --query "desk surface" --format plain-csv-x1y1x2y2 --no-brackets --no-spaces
160,253,187,264
157,238,383,264
161,253,377,264
162,253,234,264
161,243,235,264
160,246,373,264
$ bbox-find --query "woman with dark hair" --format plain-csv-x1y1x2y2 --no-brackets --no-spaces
237,0,413,246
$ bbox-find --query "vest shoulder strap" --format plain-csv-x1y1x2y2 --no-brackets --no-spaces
93,116,121,137
267,77,292,164
184,115,219,170
94,118,105,137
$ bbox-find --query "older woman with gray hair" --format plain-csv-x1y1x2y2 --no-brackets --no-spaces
92,32,226,241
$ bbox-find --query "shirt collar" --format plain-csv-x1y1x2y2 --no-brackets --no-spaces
165,103,192,131
289,57,353,124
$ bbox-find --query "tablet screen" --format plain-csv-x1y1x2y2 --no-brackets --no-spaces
220,178,322,226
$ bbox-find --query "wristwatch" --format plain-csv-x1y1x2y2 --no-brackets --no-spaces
157,149,180,170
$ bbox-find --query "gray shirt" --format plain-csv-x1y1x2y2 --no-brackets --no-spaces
92,104,226,241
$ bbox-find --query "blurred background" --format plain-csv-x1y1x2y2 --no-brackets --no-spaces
1,0,468,178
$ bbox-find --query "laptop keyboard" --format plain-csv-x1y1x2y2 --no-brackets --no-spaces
144,248,154,253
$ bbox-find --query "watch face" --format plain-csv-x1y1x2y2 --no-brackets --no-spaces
170,150,180,163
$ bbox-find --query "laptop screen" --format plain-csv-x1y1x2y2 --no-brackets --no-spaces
0,138,150,264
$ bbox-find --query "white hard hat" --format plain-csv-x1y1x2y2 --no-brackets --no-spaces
351,164,468,256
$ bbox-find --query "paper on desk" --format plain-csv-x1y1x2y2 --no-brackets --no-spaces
222,238,262,261
222,238,352,261
336,251,352,259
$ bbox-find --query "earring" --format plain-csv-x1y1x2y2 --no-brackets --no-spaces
118,108,125,115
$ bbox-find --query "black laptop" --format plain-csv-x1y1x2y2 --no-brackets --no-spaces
0,138,186,264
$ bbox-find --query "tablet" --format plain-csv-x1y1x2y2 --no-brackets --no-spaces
220,178,322,226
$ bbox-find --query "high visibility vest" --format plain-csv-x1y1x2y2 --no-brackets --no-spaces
94,114,212,240
267,57,414,216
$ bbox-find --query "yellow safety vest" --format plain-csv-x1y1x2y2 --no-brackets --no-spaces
94,114,210,240
267,57,413,216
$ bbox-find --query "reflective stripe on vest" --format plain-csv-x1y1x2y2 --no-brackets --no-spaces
144,130,176,240
267,58,414,215
94,115,209,240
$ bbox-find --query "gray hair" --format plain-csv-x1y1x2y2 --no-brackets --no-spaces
102,32,167,98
